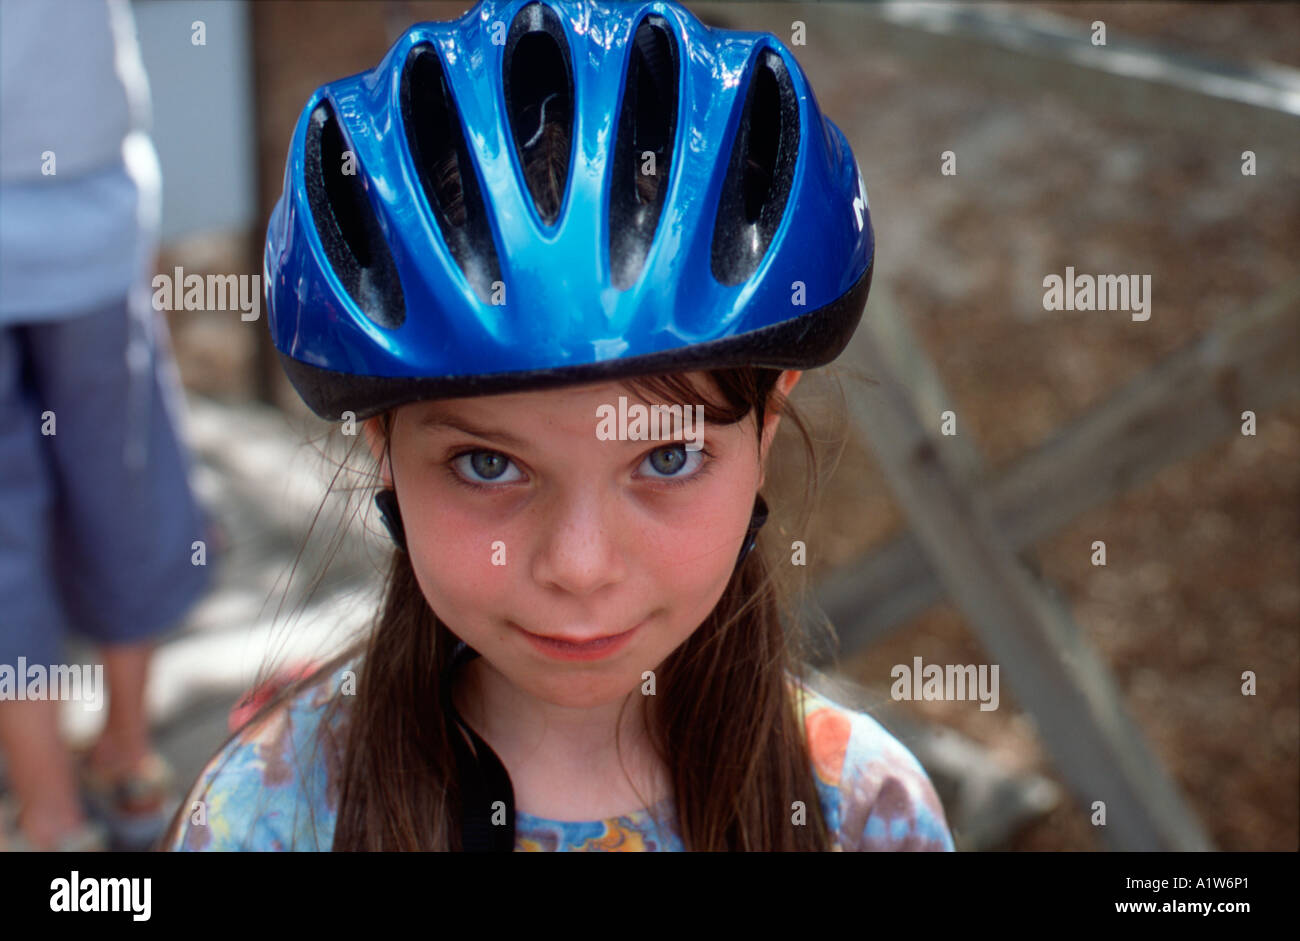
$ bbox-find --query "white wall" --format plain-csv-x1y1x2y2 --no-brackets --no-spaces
131,0,256,242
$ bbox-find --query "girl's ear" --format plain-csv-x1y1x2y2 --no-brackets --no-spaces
363,416,393,486
758,370,802,489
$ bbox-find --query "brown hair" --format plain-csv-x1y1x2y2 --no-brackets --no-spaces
163,104,843,853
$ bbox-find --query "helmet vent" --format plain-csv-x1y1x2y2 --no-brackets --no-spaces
710,48,800,287
401,43,503,304
304,100,406,329
608,15,679,290
502,2,574,226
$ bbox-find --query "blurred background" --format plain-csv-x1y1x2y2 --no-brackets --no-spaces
5,0,1297,851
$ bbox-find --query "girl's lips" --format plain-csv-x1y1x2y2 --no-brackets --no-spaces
511,620,643,662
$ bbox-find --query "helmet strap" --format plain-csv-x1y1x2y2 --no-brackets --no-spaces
735,493,769,570
440,640,517,851
375,487,407,552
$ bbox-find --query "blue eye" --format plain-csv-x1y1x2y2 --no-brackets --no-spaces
451,450,524,486
447,445,714,492
638,445,710,484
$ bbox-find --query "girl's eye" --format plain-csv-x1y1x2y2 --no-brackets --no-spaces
638,445,710,484
450,450,524,486
448,445,713,491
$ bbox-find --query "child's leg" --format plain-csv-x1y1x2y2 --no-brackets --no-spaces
21,293,214,842
0,323,88,848
86,642,153,773
0,701,85,848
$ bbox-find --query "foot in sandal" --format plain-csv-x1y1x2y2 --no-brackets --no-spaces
0,798,109,852
77,746,178,851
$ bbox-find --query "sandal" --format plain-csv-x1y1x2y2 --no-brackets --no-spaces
0,796,109,852
76,749,178,851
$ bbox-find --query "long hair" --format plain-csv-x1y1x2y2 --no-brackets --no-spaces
164,107,844,852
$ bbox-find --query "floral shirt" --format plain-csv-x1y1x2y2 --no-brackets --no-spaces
168,658,955,852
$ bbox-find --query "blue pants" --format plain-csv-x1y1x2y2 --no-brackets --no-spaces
0,292,215,666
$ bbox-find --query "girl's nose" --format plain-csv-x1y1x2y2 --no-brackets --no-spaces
531,489,627,597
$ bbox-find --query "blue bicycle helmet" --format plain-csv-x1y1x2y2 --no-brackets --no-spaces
265,0,874,421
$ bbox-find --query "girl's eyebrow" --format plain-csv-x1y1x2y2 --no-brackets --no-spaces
417,402,725,448
416,414,530,449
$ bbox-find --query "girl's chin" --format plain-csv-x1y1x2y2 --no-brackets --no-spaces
488,658,652,708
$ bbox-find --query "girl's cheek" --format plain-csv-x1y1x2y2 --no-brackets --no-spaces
644,473,755,572
396,481,502,615
413,523,506,608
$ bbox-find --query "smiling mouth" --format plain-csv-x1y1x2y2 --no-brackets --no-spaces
512,622,640,646
508,618,645,660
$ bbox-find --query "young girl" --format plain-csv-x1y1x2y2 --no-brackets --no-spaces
164,0,955,852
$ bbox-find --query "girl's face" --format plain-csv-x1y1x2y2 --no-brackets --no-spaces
366,371,798,711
